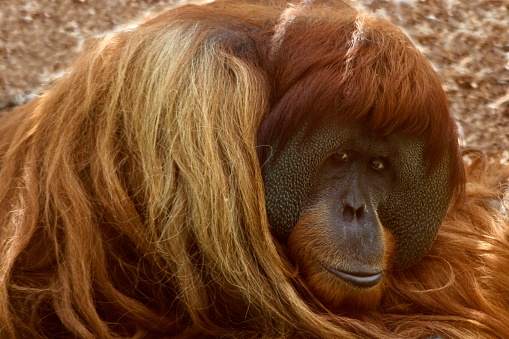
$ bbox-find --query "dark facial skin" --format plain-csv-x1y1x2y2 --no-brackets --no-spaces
304,130,396,286
262,122,453,293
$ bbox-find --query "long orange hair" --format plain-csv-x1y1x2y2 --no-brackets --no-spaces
0,1,508,338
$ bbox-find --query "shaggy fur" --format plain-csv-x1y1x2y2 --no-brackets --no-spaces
0,0,508,338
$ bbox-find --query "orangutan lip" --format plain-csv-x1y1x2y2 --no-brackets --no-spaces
324,266,383,288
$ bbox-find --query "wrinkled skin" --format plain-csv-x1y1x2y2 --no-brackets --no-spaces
262,122,452,308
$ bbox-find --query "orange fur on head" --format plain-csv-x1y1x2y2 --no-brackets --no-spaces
0,1,508,338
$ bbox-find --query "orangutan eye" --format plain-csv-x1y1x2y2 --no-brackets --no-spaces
370,158,386,171
333,151,349,162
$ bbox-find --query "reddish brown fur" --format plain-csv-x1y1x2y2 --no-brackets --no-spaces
257,2,464,193
0,0,508,338
378,158,509,337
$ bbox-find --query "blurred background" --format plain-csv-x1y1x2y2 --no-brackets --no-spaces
1,0,508,161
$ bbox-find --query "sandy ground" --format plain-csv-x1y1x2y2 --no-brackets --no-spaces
1,0,508,162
